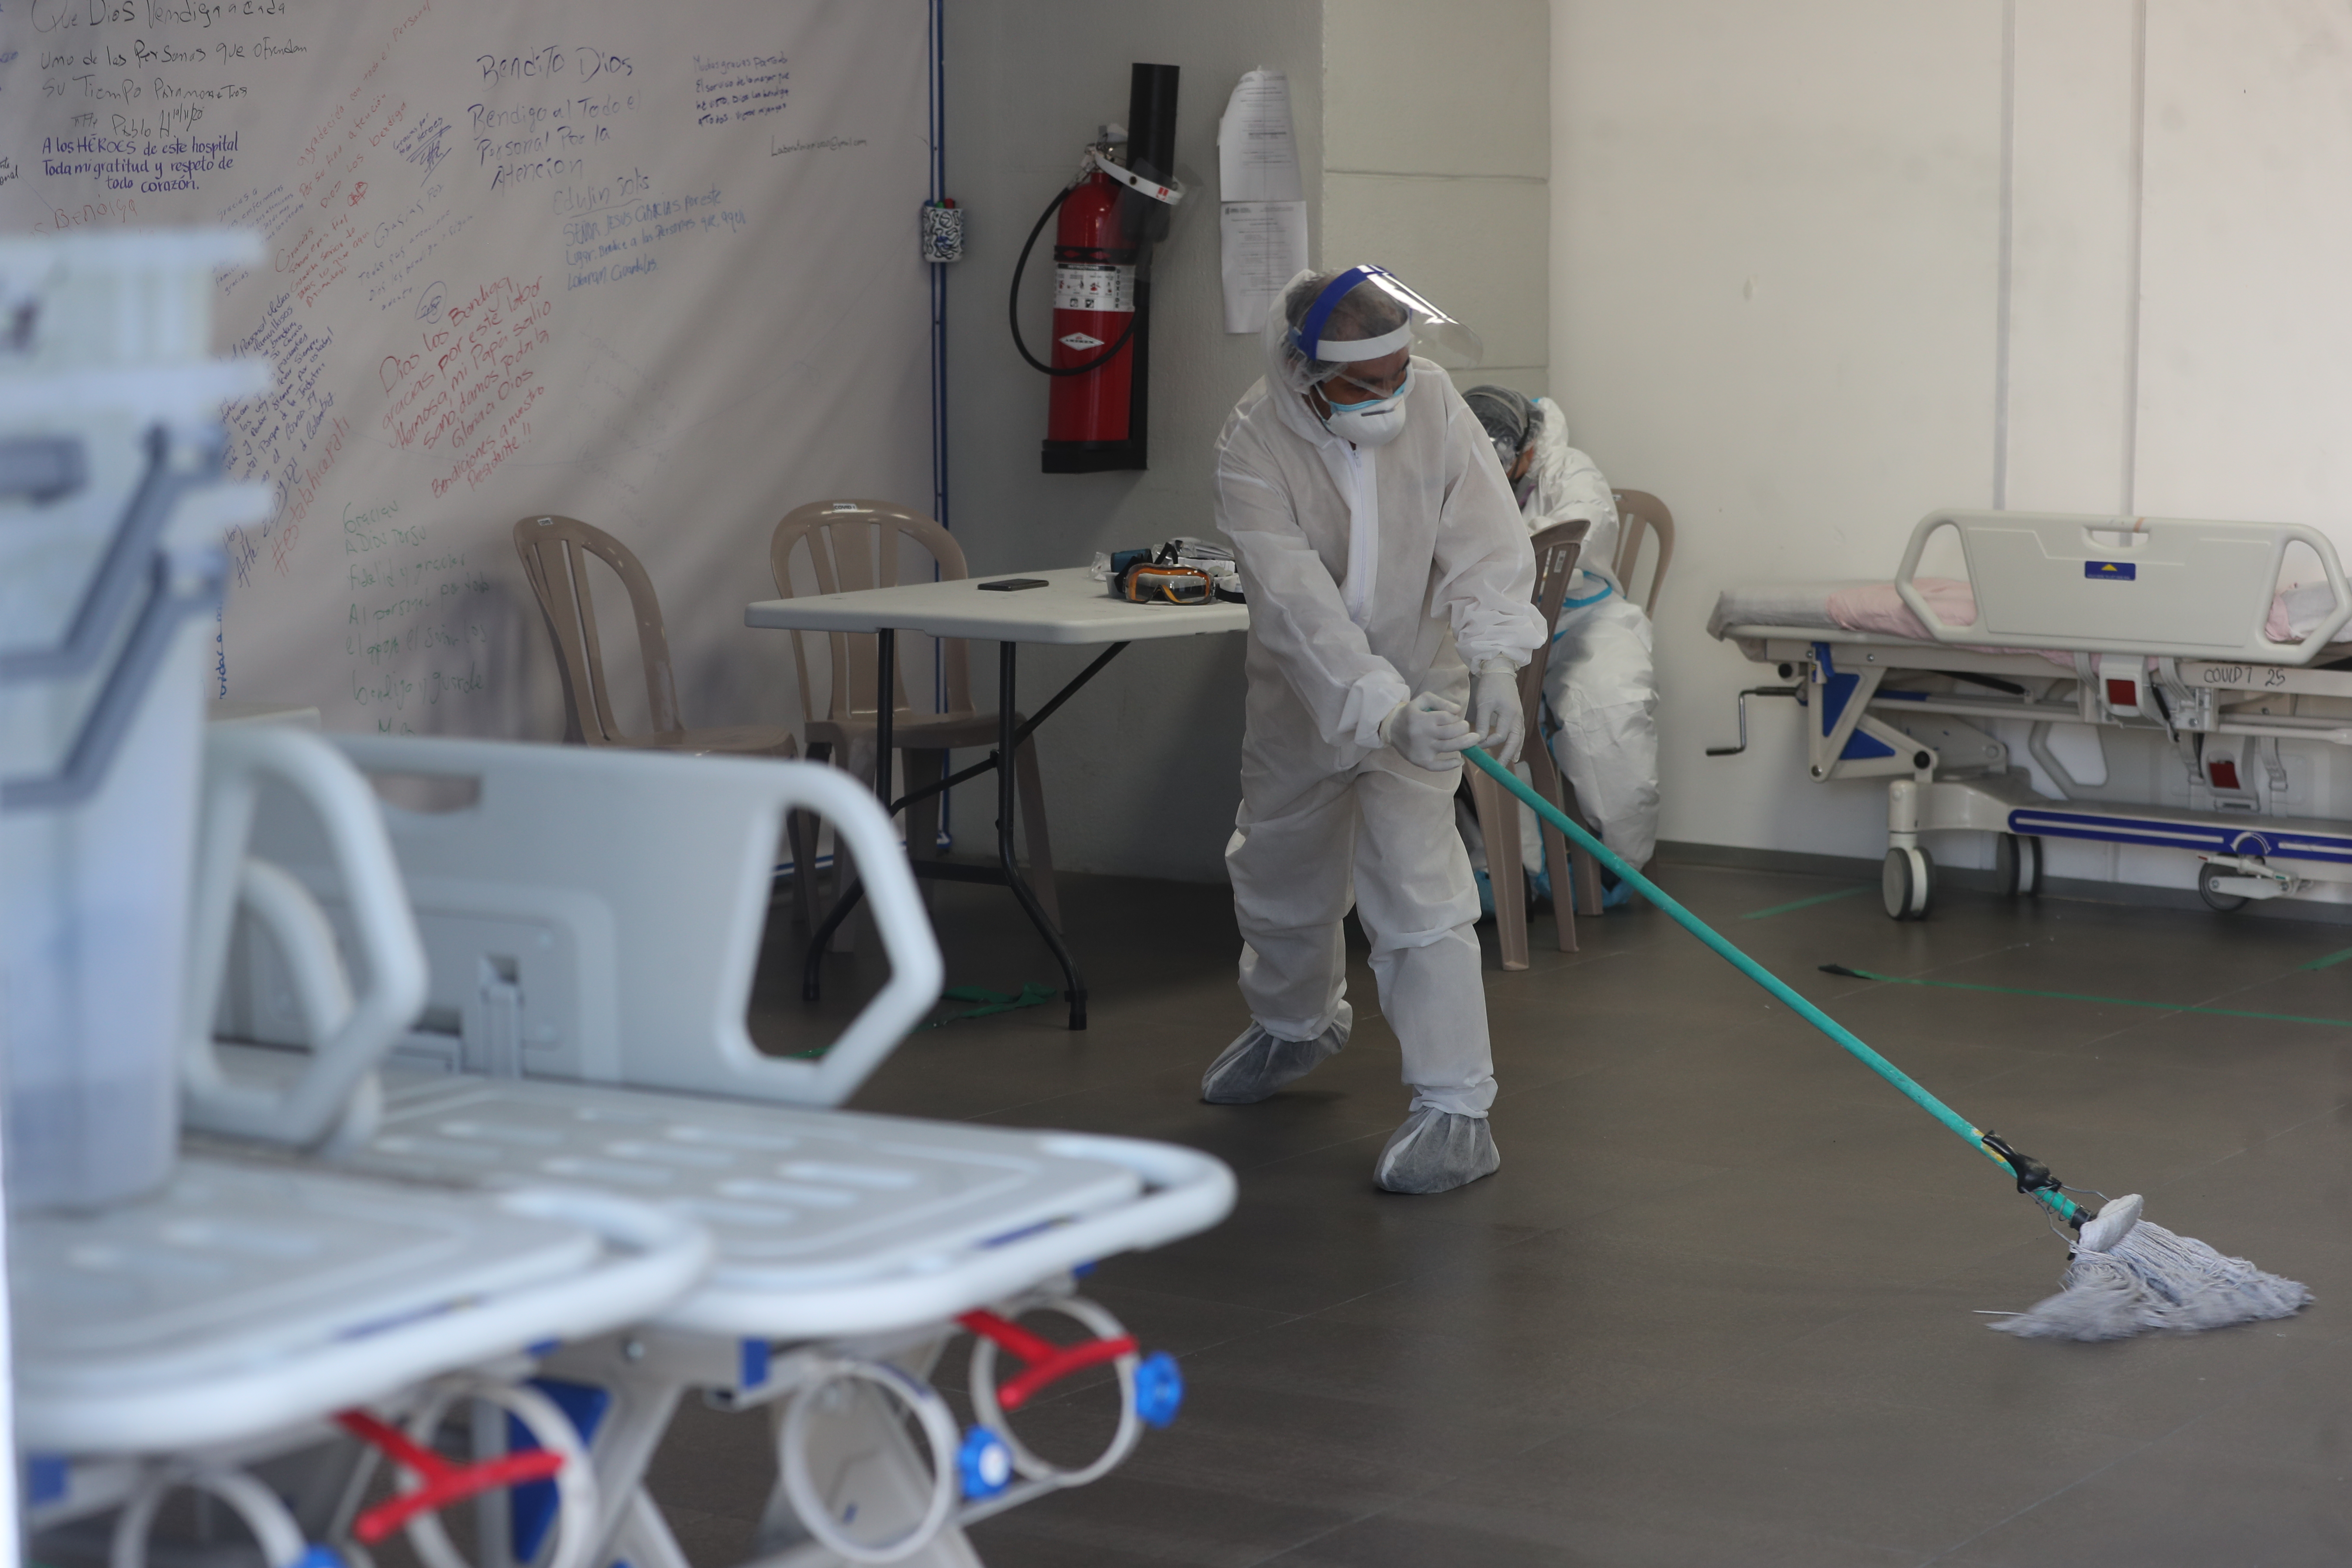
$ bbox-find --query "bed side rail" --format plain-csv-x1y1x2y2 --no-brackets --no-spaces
1894,509,2352,665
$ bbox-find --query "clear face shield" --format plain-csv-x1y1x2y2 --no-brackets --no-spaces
1264,266,1484,398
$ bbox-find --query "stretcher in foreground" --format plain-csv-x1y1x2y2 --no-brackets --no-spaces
1707,508,2352,918
218,736,1235,1568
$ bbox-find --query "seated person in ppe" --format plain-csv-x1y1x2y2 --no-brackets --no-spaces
1201,266,1544,1195
1462,386,1660,908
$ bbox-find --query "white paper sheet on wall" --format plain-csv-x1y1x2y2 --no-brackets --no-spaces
1218,70,1310,334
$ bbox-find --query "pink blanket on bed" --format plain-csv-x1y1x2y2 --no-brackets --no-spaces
1825,578,2324,646
1822,579,1976,640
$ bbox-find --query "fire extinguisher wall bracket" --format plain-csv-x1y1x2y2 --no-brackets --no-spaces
1014,64,1179,476
1087,148,1185,209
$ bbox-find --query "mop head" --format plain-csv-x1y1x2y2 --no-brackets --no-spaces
1990,1195,2312,1341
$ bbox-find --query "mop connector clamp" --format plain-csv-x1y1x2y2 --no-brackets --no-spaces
1978,1131,2066,1204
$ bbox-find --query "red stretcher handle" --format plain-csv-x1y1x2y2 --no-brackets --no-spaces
958,1309,1138,1413
334,1409,566,1544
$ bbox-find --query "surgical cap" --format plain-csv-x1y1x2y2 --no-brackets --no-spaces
1463,385,1538,471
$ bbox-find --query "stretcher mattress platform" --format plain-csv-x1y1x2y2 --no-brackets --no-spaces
336,1070,1235,1339
14,1154,710,1459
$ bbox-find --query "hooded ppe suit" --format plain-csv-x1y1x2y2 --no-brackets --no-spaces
1463,386,1658,880
1513,398,1660,872
1213,274,1544,1127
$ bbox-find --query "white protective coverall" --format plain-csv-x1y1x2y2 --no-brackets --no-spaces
1522,400,1661,870
1215,355,1543,1118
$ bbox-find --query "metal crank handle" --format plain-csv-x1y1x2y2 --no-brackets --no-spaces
1706,686,1801,756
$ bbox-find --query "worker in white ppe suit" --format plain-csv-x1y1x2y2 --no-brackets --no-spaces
1202,266,1544,1195
1463,386,1659,897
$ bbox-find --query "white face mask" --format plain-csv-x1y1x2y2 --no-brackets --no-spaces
1322,364,1412,447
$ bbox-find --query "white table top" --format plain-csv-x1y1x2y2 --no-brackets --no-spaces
745,566,1249,646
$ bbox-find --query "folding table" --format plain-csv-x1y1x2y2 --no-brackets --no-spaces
746,566,1246,1029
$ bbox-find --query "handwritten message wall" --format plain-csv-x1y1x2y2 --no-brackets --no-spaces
1,0,930,739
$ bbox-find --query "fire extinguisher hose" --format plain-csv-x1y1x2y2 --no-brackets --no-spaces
1009,183,1142,378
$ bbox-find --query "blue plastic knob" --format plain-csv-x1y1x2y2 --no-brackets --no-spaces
292,1545,347,1568
958,1427,1014,1499
1133,1351,1183,1429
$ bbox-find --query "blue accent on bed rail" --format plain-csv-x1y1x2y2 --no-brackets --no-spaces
1815,643,1895,760
2007,808,2352,866
27,1455,67,1506
2086,560,2137,581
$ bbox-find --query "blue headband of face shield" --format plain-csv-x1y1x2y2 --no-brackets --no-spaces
1291,266,1420,365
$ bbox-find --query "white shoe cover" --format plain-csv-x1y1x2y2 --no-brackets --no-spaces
1200,1019,1347,1105
1373,1107,1500,1194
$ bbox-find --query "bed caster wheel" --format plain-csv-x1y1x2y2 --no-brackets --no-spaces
2199,864,2250,913
958,1427,1014,1500
1882,847,1934,920
1133,1351,1183,1429
1993,833,2042,898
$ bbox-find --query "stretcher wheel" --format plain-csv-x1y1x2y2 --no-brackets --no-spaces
968,1295,1146,1488
778,1358,963,1563
1994,833,2042,898
2199,864,2250,913
1882,847,1934,920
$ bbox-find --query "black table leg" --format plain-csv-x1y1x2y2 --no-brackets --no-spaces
998,640,1087,1029
802,628,898,1001
804,628,1101,1032
874,627,895,810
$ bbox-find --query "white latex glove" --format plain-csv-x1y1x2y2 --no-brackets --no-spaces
1470,661,1525,768
1380,692,1475,772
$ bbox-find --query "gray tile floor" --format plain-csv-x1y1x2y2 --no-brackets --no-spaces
674,855,2352,1566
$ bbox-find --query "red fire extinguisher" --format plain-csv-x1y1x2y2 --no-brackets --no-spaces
1044,167,1140,451
1011,64,1181,473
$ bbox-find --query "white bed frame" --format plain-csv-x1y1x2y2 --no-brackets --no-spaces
1713,508,2352,918
230,736,1236,1568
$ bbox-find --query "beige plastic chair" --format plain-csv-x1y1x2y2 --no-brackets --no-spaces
512,514,816,913
1467,519,1593,968
514,514,799,757
1547,488,1677,916
768,500,1058,926
1611,489,1677,615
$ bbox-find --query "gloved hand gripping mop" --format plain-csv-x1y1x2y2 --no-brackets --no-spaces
1464,747,2311,1341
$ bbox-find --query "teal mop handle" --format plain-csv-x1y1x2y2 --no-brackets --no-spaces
1463,746,2082,1226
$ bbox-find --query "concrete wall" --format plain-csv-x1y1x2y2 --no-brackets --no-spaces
937,0,1324,882
1326,0,1551,397
1553,0,2352,892
937,0,1547,882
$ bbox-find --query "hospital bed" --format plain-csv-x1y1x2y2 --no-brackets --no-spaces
6,237,727,1568
20,1159,713,1568
1706,508,2352,919
224,736,1237,1568
18,729,719,1568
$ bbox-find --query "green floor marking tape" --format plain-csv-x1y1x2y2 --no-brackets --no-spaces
1740,885,1874,921
1820,964,2352,1029
926,981,1059,1029
2298,947,2352,972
